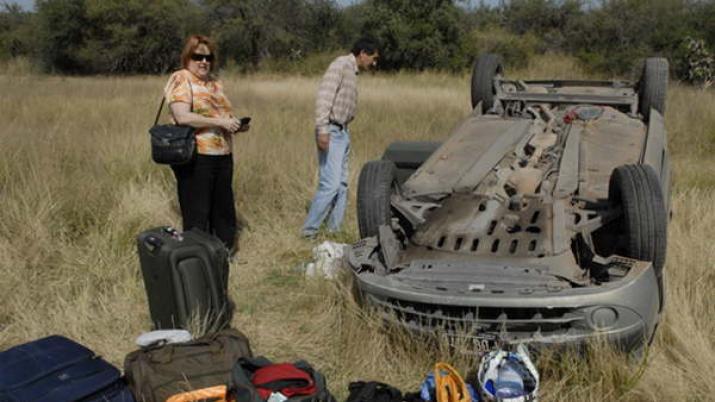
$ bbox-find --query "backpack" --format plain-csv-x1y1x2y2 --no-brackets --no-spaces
231,357,336,402
345,381,403,402
124,328,252,402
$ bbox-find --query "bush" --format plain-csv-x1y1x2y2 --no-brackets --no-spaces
36,0,89,73
204,0,344,70
253,51,344,76
682,37,714,89
5,0,713,78
0,3,34,60
79,0,204,74
565,0,695,75
359,0,466,71
462,26,542,69
34,0,202,74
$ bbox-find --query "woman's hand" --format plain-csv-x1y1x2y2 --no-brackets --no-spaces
218,117,241,133
169,103,243,133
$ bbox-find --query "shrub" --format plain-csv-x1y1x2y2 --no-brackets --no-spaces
462,26,542,69
0,3,34,60
682,37,714,89
359,0,466,71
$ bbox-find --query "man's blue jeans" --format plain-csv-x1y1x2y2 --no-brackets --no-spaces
302,125,350,236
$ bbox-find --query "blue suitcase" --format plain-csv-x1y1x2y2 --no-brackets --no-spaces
0,335,136,402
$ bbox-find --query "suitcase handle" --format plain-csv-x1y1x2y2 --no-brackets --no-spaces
163,226,184,241
144,236,163,252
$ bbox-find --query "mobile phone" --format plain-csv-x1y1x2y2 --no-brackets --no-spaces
239,117,251,126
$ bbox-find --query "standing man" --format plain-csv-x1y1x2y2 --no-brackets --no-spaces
301,38,379,238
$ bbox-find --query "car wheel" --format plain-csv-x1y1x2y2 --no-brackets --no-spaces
638,57,668,121
608,164,668,279
471,53,504,112
357,160,396,238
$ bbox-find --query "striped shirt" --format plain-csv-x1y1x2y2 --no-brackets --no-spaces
315,54,359,135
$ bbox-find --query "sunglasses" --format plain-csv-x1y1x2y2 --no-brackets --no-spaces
190,53,214,63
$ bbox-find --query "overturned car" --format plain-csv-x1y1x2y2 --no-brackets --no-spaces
350,54,670,354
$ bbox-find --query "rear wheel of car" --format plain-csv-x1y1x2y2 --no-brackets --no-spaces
608,164,667,277
471,54,504,112
638,57,668,121
357,160,396,238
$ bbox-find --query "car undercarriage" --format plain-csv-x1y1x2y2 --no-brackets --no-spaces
349,54,670,354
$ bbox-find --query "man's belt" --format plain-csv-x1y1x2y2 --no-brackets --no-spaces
329,121,347,130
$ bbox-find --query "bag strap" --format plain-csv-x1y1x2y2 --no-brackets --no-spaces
154,73,194,125
153,97,166,126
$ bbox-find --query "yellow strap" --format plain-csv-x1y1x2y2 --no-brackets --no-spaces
433,362,471,402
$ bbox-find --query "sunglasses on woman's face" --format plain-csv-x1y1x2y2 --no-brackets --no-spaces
191,53,214,63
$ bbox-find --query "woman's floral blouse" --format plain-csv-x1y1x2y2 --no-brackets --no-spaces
165,69,235,155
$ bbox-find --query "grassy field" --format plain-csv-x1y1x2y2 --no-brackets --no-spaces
1,55,714,401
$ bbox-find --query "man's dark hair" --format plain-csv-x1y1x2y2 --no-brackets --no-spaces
351,38,378,56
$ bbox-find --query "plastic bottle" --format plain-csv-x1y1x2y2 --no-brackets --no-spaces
494,359,525,398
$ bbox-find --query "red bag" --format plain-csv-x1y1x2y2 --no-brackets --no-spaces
251,363,316,399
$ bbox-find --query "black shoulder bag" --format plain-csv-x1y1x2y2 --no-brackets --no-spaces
149,80,196,165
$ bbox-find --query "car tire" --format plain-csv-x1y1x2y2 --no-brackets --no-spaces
608,164,668,278
638,57,668,121
357,160,396,238
471,53,504,112
382,141,441,184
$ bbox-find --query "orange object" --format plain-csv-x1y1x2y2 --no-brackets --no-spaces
433,362,471,402
165,385,232,402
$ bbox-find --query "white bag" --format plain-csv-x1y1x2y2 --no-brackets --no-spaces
478,344,539,402
305,241,348,279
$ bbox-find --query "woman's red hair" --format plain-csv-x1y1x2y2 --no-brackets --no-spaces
180,35,218,69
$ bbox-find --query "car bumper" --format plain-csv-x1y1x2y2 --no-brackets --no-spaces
352,257,661,353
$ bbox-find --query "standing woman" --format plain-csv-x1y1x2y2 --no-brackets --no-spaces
164,35,248,253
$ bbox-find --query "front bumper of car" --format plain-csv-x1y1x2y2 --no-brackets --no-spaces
351,255,661,353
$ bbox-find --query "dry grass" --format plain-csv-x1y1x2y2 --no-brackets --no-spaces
1,55,713,401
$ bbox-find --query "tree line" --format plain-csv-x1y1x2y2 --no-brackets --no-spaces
0,0,713,84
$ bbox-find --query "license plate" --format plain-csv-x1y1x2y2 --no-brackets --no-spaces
441,332,497,356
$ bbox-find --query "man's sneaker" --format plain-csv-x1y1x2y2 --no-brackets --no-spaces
301,231,318,240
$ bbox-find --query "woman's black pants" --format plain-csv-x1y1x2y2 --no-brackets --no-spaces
171,154,237,250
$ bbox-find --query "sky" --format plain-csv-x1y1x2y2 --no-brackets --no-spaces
5,0,33,11
4,0,501,12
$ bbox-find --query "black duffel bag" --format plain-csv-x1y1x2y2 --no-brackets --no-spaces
149,82,195,165
345,381,404,402
124,328,252,402
232,356,336,402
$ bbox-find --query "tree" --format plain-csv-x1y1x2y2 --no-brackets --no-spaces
34,0,202,74
203,0,344,69
0,3,34,60
36,0,89,72
359,0,467,70
80,0,203,73
565,0,696,75
502,0,583,51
